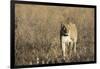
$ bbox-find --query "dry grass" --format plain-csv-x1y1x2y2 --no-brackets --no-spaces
15,4,95,65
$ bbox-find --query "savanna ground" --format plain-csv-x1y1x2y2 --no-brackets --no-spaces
15,4,95,65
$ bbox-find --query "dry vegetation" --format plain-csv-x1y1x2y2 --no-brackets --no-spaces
15,4,95,65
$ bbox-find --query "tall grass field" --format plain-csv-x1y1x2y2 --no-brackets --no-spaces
15,4,95,65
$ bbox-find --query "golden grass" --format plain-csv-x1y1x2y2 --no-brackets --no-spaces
15,4,95,65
